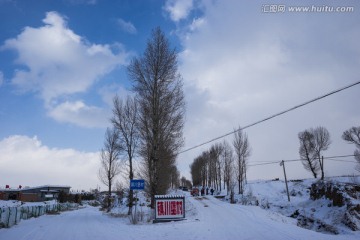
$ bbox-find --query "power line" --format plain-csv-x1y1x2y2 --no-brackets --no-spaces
326,159,358,163
248,154,357,167
324,154,357,159
250,155,355,163
248,162,280,167
179,80,360,154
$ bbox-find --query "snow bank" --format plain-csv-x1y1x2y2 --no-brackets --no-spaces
221,176,360,235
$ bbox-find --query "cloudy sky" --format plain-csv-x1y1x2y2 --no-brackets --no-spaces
0,0,359,191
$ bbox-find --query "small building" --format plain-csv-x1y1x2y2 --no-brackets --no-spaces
0,185,71,202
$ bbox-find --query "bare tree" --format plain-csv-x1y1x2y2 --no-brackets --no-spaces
190,143,226,192
207,148,216,187
233,128,251,194
98,128,122,212
213,143,224,191
169,166,180,189
128,27,185,208
313,126,331,180
342,126,360,171
190,154,203,186
298,130,319,178
180,176,187,187
111,95,139,215
222,141,234,195
190,150,210,187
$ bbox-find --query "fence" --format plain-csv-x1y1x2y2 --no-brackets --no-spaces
0,202,79,229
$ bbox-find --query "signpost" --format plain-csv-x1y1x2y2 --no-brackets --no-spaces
129,181,185,223
130,179,145,190
130,179,145,223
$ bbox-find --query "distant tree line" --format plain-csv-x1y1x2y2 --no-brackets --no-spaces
190,128,251,202
189,124,360,199
180,176,192,189
98,27,185,212
58,191,83,204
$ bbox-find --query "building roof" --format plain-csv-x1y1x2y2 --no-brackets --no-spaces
155,195,185,199
0,185,71,192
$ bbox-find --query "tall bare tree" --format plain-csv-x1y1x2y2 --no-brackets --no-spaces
211,143,224,191
190,150,210,187
342,126,360,171
128,27,185,208
169,166,180,189
222,141,234,195
98,128,122,212
111,95,139,215
298,130,319,178
207,145,217,188
233,128,251,194
190,154,203,186
313,126,331,180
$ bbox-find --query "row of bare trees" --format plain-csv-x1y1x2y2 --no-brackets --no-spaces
298,125,360,179
189,124,359,200
98,27,185,212
190,129,251,198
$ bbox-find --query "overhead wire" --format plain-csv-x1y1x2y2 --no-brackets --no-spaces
179,80,360,155
247,154,358,167
326,159,358,163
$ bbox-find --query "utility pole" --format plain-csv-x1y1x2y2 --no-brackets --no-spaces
280,160,290,202
322,156,324,178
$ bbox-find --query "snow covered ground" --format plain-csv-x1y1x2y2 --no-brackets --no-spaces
0,192,359,239
0,176,358,239
0,200,57,208
227,176,360,234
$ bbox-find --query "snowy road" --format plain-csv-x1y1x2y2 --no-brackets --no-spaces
0,196,359,240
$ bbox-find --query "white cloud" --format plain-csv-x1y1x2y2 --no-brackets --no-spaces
0,135,101,190
176,1,360,180
48,100,109,128
164,0,194,22
189,17,205,31
1,11,130,127
3,11,129,103
117,18,137,34
98,84,133,106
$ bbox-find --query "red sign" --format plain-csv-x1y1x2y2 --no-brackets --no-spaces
155,196,185,220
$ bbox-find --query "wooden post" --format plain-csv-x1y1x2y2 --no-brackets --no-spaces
322,156,324,177
134,190,138,224
280,160,290,202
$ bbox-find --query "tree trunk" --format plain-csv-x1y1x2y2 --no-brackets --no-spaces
319,155,324,180
128,168,134,215
108,182,111,212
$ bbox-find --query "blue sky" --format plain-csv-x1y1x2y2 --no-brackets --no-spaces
0,0,182,151
0,0,359,191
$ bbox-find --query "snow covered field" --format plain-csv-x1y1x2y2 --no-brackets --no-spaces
1,177,359,240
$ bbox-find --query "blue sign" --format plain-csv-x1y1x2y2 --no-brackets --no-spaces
130,179,145,190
